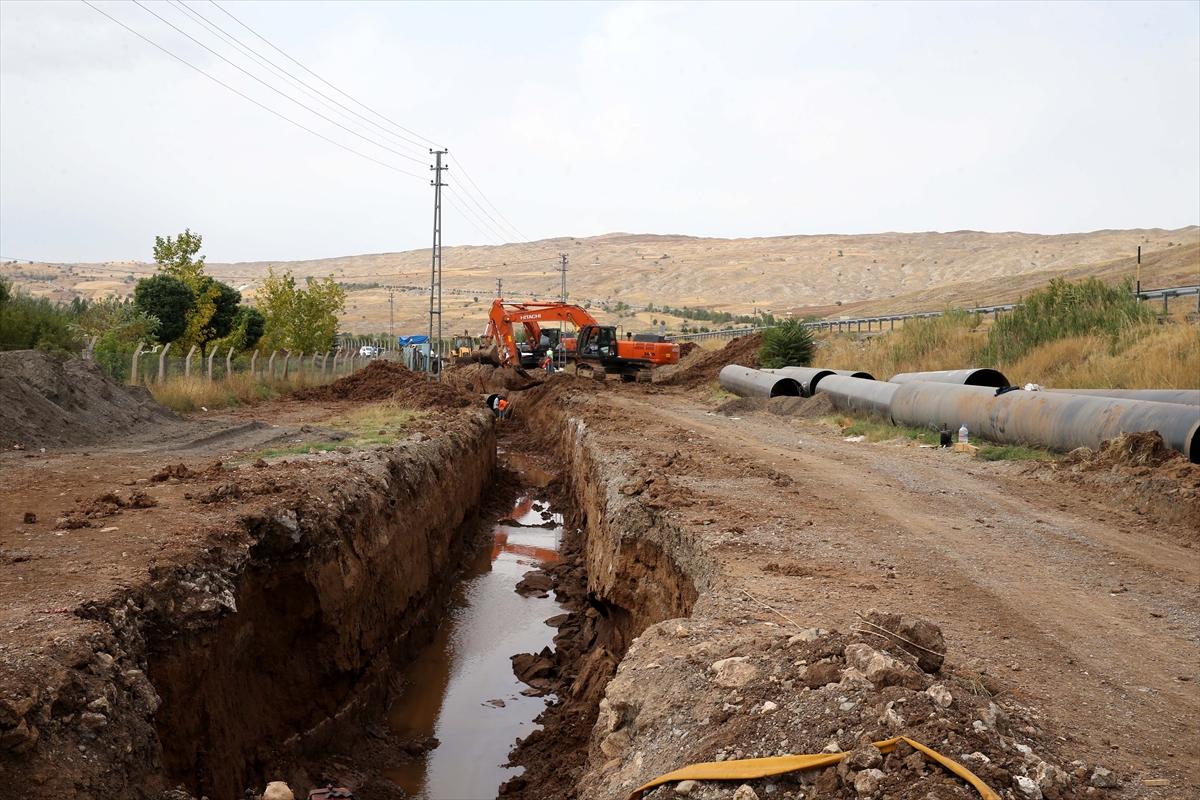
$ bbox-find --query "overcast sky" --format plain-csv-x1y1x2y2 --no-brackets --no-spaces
2,0,1197,264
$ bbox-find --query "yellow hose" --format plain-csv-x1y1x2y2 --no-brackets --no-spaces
626,736,1000,800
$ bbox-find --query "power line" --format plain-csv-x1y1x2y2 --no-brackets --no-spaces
452,157,534,243
131,0,427,165
169,0,429,160
209,0,444,150
81,0,427,180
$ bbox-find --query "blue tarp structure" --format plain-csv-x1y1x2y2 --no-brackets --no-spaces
398,335,430,347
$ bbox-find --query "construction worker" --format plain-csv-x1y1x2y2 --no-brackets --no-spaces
497,396,509,420
542,350,554,376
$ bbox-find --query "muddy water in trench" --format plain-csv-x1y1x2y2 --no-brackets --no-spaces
384,453,563,799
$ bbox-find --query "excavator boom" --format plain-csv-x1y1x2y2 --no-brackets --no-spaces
482,299,679,380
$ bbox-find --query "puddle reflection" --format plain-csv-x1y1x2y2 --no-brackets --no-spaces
384,480,562,800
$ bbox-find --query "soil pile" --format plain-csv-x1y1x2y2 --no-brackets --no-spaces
1042,431,1200,539
392,379,473,410
0,351,180,450
1063,430,1183,469
678,341,699,358
292,360,421,402
450,363,540,393
790,392,837,418
657,333,763,389
576,612,1115,800
715,397,768,415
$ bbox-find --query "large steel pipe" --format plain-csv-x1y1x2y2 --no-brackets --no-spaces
719,365,802,398
766,367,836,396
813,374,899,421
889,381,1200,462
1045,388,1200,407
830,369,876,381
889,368,1010,387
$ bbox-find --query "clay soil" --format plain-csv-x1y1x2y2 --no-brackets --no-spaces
2,348,1197,799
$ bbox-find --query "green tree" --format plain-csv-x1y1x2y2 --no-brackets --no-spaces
201,278,242,350
257,267,346,352
153,229,221,355
758,318,816,368
212,306,266,354
134,274,195,344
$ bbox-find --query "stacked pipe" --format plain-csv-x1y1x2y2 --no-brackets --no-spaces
717,365,1200,462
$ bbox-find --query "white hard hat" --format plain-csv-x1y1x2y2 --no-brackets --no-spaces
263,782,294,800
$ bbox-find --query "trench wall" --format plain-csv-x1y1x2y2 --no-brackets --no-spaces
530,392,716,658
1,410,495,799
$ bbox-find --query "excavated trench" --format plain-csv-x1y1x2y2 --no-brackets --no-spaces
3,388,709,799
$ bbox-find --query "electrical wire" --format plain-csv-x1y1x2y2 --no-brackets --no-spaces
209,0,444,149
131,0,427,165
451,157,534,243
81,0,427,180
169,0,429,159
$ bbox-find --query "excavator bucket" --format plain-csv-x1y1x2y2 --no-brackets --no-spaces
476,341,501,366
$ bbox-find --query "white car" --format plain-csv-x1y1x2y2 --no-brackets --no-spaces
358,345,379,358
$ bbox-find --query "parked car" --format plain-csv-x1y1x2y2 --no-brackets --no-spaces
358,345,379,358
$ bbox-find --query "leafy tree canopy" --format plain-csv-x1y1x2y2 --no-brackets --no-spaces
134,274,195,344
258,267,346,353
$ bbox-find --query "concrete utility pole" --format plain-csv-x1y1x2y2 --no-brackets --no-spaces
388,289,395,339
496,278,503,299
428,150,447,380
556,253,568,303
1136,246,1142,302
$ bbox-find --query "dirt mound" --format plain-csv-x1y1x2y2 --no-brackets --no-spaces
791,392,837,418
0,351,181,450
450,363,540,393
392,380,474,410
678,341,699,358
1063,430,1183,469
657,333,762,389
715,397,768,415
292,360,421,402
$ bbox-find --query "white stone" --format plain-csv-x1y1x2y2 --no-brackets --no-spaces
674,780,700,795
733,785,759,800
926,684,953,708
761,701,778,714
1013,775,1042,800
711,656,758,688
1034,761,1069,790
843,643,913,682
855,769,885,796
263,783,294,800
787,628,825,646
1091,766,1120,788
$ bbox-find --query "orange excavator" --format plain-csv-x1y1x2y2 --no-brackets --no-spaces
481,300,679,382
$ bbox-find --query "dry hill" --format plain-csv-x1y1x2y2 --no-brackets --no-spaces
5,226,1196,336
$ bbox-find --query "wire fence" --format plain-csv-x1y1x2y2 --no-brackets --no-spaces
87,346,387,387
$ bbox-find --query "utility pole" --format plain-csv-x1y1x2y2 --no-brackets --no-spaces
556,253,568,303
388,289,395,341
1136,246,1141,303
428,149,447,380
496,278,503,299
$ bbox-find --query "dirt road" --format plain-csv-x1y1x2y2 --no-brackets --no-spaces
585,387,1199,792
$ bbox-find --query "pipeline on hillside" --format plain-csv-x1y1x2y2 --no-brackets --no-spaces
718,367,1200,462
889,369,1010,387
1045,388,1200,406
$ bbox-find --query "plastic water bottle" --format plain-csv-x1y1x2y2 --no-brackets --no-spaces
958,423,968,445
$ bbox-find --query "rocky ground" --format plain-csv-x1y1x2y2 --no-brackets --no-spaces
1,348,1196,799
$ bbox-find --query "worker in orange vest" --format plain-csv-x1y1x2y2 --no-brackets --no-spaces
497,396,509,420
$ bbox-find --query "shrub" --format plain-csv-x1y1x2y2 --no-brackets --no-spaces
758,318,816,368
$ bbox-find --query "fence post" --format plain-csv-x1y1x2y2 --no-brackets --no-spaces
268,350,277,379
130,341,144,385
226,347,234,378
206,347,217,381
84,335,98,360
250,349,258,378
282,350,293,380
331,349,339,377
184,345,197,377
157,342,172,384
319,351,328,377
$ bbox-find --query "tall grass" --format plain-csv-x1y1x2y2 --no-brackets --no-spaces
818,277,1194,390
820,309,984,378
148,372,316,413
978,277,1155,366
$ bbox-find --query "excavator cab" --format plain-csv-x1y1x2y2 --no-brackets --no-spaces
578,325,617,357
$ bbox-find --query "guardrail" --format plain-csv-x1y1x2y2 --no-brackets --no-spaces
667,284,1200,342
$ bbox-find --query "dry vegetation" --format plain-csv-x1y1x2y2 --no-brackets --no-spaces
6,226,1196,336
146,371,331,414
